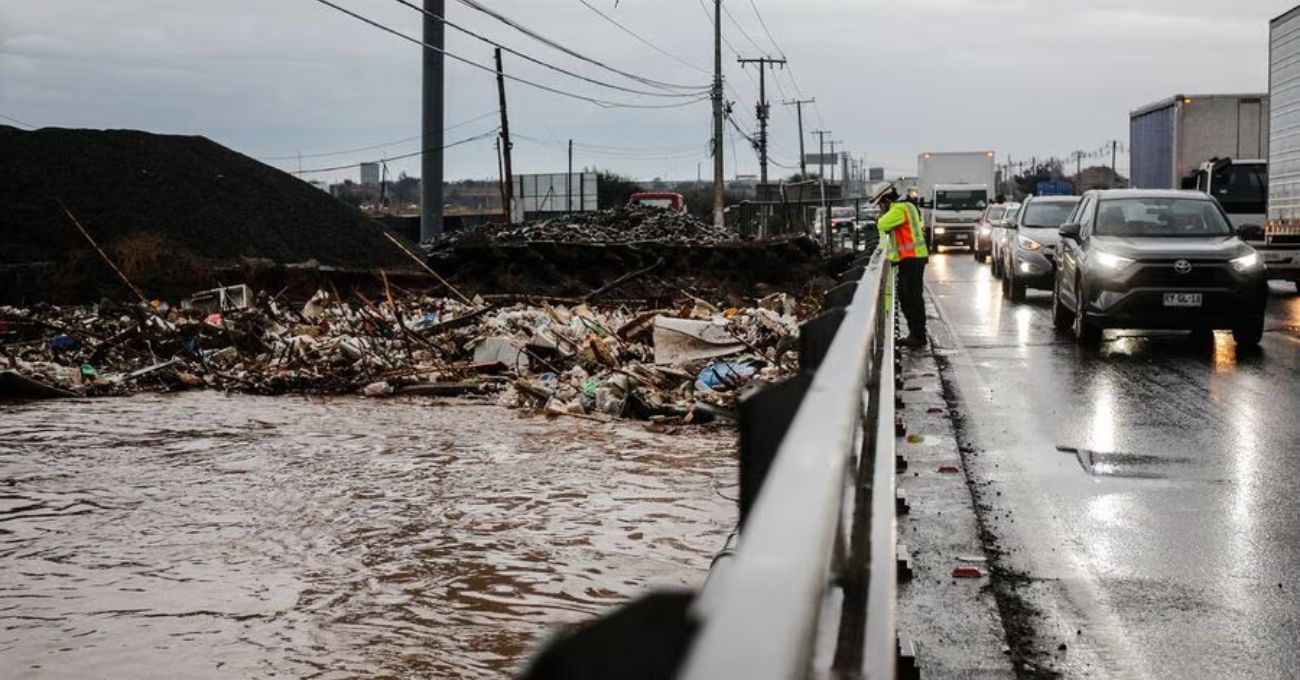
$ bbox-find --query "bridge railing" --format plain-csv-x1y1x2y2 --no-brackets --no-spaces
521,247,900,680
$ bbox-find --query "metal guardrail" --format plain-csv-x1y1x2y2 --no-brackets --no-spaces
682,247,897,680
521,248,899,680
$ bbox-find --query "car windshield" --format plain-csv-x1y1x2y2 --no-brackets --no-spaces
636,198,674,209
935,190,987,211
1094,197,1232,237
985,207,1005,221
1022,200,1080,228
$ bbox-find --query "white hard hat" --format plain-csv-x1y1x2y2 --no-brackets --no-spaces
869,182,898,205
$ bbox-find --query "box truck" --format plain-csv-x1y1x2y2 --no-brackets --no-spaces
1266,7,1300,285
916,151,995,250
1129,94,1269,226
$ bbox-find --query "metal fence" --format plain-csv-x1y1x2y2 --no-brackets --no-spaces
521,248,901,680
729,197,880,252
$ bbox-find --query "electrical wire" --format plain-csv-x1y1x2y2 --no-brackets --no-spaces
306,0,711,110
747,0,786,59
0,112,36,128
389,0,707,97
257,110,498,161
571,0,711,76
720,0,769,57
293,128,499,174
449,0,709,88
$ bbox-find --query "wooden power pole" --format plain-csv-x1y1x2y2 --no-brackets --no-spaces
495,47,515,222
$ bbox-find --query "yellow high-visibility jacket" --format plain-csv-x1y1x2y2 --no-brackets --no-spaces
877,201,929,262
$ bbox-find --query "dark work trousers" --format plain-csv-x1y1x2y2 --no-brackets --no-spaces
897,257,928,338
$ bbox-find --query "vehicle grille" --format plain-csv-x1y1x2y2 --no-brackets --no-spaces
1128,262,1233,288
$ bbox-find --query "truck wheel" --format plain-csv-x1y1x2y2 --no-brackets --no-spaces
1232,319,1265,347
1052,279,1074,330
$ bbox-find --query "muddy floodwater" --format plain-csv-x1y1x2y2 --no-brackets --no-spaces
0,392,737,679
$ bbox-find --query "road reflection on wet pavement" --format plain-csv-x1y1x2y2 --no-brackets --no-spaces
927,253,1300,679
0,394,735,679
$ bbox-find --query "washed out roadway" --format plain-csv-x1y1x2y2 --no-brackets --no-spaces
925,253,1300,679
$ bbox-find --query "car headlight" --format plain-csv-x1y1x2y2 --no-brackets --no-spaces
934,227,947,235
1017,235,1042,251
1094,251,1134,271
1231,252,1262,272
978,226,991,235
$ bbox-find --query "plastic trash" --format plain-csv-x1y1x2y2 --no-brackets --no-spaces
204,313,223,327
695,360,759,391
362,381,392,397
79,364,98,380
49,335,80,351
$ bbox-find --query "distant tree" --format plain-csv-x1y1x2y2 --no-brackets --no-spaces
596,171,643,209
1012,160,1068,199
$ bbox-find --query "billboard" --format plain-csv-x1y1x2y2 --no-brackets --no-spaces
513,172,598,214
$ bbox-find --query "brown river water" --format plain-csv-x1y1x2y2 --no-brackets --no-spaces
0,392,737,679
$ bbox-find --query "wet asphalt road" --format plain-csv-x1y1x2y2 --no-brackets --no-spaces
925,253,1300,679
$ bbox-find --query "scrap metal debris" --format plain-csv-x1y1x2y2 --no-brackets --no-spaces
0,288,805,424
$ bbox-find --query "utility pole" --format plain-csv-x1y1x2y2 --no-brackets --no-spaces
567,139,574,214
1111,140,1118,177
737,56,787,186
495,48,515,222
420,0,445,240
812,130,830,180
828,140,842,183
711,0,725,228
783,98,815,178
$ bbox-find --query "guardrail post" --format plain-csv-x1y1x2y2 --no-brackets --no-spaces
798,308,847,371
737,375,814,525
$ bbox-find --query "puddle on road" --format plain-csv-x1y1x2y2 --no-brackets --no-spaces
0,392,736,679
1055,445,1192,480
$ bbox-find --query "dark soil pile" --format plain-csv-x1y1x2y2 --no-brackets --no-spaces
0,125,416,303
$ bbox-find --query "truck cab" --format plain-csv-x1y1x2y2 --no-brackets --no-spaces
924,184,990,250
1188,158,1300,283
628,192,686,213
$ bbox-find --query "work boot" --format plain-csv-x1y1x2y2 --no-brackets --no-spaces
901,335,927,348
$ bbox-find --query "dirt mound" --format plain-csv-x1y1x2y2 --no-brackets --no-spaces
0,125,415,303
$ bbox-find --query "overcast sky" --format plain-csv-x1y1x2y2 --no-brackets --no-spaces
1,0,1292,184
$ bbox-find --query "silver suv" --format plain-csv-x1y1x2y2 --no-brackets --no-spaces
999,196,1082,301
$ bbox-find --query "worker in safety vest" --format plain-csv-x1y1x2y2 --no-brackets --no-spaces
871,182,930,347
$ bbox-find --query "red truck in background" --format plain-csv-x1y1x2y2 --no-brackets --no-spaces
629,192,687,213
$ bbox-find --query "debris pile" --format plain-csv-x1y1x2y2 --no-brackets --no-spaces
1,288,806,423
427,207,832,302
426,206,740,251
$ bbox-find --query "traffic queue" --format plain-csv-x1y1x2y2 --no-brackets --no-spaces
967,190,1269,347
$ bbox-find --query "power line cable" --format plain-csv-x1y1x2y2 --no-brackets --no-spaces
257,110,498,161
747,0,786,58
0,112,37,128
720,1,769,56
570,0,711,76
449,0,709,88
307,0,710,110
390,0,706,97
293,128,499,174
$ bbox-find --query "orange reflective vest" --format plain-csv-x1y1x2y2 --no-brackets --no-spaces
877,201,929,262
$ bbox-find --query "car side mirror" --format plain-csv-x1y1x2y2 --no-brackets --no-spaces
1237,224,1265,241
1059,223,1082,241
1001,219,1015,229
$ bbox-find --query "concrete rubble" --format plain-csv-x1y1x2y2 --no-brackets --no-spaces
0,288,805,423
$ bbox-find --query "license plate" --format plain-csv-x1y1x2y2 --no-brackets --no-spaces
1163,293,1202,307
954,234,969,242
